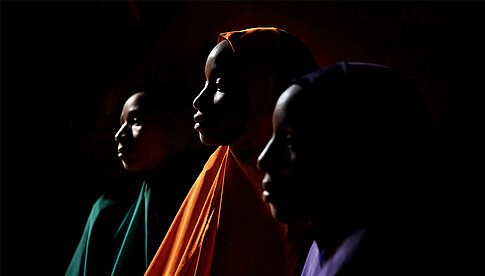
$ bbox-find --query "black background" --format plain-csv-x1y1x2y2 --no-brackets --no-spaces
2,1,483,274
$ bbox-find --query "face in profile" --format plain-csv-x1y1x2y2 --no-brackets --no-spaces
257,84,315,223
193,40,251,146
115,92,174,172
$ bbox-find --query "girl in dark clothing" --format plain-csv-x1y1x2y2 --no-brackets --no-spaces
258,62,436,275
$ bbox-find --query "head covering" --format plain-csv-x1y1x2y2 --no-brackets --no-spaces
292,62,434,275
299,61,432,179
219,27,319,162
293,62,433,217
295,61,431,136
145,27,319,276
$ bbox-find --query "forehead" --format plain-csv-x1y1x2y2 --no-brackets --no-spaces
123,93,143,109
273,84,303,128
122,92,159,115
205,40,235,75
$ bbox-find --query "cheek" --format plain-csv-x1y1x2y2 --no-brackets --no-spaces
131,125,142,139
281,153,298,181
213,91,225,104
211,93,250,143
215,88,250,115
146,129,172,153
211,93,231,126
282,156,315,198
215,93,244,117
135,128,171,157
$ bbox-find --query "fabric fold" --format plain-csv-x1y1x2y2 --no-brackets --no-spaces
146,27,319,276
145,147,227,276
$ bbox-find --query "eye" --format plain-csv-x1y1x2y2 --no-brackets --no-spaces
215,78,225,91
285,134,296,149
285,134,297,161
129,116,143,126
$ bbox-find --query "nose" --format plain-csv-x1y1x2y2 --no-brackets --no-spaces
114,122,129,143
257,136,275,173
193,82,210,111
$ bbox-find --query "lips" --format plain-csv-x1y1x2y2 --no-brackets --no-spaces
117,146,133,158
194,112,210,131
262,190,273,203
262,175,274,203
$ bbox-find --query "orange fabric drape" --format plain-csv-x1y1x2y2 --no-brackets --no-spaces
145,27,319,276
144,146,226,276
145,146,293,276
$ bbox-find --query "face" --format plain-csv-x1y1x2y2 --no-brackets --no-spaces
257,84,314,223
114,92,174,172
193,40,251,146
259,84,375,225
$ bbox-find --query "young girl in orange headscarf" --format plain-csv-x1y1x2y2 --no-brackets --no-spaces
145,27,319,276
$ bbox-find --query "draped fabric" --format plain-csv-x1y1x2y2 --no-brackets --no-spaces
66,181,151,276
300,230,366,276
292,62,433,275
219,27,320,160
145,28,319,276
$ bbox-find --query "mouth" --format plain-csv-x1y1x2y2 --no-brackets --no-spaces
262,190,273,203
117,146,133,159
262,175,274,203
194,112,209,131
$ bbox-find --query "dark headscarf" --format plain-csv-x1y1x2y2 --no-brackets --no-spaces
292,62,434,275
299,61,432,212
296,61,431,138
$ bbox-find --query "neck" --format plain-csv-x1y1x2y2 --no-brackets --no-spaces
228,146,265,185
229,114,272,164
310,214,366,258
142,153,196,190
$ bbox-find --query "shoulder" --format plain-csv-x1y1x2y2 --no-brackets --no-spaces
338,225,431,276
92,195,118,212
86,194,130,229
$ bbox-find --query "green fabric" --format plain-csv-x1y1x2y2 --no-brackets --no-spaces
66,181,150,276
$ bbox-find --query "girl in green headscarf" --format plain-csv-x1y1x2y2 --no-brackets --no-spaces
66,88,204,276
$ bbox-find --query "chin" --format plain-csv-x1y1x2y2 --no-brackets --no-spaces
270,203,307,224
199,136,214,146
123,165,138,172
270,204,291,224
198,133,234,147
122,161,146,172
121,161,131,171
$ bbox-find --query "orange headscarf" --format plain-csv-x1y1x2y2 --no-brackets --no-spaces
145,27,319,276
